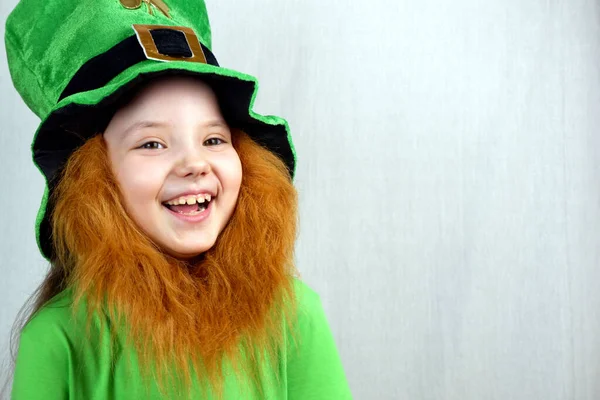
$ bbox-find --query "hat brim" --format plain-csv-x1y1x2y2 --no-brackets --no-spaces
32,60,296,260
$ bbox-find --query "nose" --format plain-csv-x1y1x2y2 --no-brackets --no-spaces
174,145,211,178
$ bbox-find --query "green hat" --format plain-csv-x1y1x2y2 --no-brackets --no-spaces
5,0,296,260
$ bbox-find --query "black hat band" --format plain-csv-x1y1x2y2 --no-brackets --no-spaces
58,24,219,102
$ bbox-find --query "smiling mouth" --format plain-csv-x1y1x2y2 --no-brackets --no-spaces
162,195,214,215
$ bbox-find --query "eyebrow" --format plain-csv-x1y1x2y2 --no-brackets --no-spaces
121,120,168,138
204,120,229,130
122,120,229,137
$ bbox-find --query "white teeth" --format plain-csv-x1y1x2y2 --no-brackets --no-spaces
165,193,214,206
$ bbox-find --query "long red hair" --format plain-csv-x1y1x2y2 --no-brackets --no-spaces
48,129,298,398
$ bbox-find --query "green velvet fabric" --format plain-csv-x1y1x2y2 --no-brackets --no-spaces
5,0,212,117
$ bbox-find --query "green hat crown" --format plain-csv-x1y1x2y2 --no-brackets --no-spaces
6,0,213,119
5,0,296,260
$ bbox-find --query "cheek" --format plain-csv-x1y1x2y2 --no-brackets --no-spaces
115,160,166,206
222,152,243,194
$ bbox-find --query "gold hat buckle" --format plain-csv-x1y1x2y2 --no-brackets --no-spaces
132,24,207,64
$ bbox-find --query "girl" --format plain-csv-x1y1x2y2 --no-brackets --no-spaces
4,0,351,398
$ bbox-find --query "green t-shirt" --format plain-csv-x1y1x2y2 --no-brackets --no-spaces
11,279,351,399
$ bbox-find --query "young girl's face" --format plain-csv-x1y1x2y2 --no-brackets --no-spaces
103,77,242,259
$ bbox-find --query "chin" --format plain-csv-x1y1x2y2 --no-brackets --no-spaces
166,241,216,260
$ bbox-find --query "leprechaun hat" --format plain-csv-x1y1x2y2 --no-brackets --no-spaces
5,0,296,260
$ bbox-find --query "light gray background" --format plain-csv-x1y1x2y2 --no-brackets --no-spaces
2,0,600,399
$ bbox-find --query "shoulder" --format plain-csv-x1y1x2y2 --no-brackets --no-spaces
12,289,81,399
18,288,86,354
292,278,321,306
21,288,78,338
285,279,353,398
289,278,332,337
291,278,327,324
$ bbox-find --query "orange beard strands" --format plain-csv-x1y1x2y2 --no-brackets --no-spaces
50,130,299,399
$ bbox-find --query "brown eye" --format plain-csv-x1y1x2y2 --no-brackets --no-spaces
204,137,225,146
140,141,164,149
